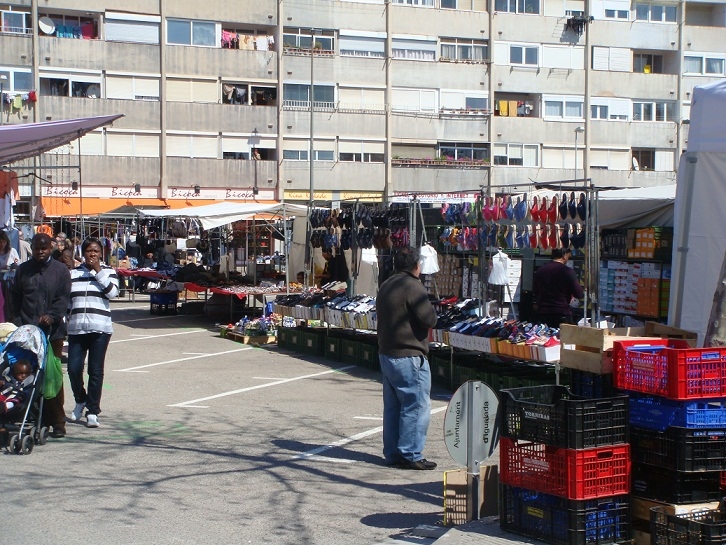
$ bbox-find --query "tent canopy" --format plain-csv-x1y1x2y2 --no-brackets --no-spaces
141,201,309,229
0,114,123,166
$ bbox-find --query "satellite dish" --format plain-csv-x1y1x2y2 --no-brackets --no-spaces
39,17,56,35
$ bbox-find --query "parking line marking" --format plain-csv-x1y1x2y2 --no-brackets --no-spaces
169,365,355,407
292,406,447,462
115,315,186,324
111,330,206,343
354,416,383,421
116,347,254,372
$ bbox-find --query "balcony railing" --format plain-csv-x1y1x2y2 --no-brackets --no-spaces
283,46,335,57
392,157,490,169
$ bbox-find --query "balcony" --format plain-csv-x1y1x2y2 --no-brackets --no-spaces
392,157,490,169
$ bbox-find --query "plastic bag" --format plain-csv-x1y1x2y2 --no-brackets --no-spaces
43,344,63,399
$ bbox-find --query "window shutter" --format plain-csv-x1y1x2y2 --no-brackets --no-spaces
339,141,362,153
441,91,465,109
192,80,218,103
362,142,384,153
134,77,159,99
609,47,632,72
106,75,134,100
222,137,251,153
592,46,609,71
106,133,134,156
542,45,572,69
654,150,674,171
192,136,218,158
79,131,104,155
135,135,160,157
167,79,192,102
166,135,192,157
362,88,385,110
105,20,160,44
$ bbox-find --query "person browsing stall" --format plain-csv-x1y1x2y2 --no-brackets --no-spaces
0,230,19,269
376,247,438,470
67,238,119,429
11,233,71,438
532,247,584,328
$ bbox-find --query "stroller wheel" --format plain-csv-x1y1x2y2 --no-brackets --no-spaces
37,426,49,446
21,435,33,455
10,434,21,454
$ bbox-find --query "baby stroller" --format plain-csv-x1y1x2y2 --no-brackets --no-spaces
0,325,48,455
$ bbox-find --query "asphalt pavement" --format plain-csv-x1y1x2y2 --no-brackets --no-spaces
4,296,518,545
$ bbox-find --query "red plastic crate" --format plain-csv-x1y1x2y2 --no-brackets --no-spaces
500,437,631,500
613,340,726,400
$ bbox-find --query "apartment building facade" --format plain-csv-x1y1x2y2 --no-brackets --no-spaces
0,0,724,214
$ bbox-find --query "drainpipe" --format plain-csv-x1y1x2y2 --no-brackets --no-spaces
384,0,392,203
675,0,685,160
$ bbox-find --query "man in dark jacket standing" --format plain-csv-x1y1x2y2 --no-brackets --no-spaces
12,233,71,437
376,247,438,470
533,248,584,327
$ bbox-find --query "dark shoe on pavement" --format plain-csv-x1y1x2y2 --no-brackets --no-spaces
398,459,437,470
50,426,66,438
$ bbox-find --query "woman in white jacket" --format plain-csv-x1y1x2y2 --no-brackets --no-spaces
66,238,119,428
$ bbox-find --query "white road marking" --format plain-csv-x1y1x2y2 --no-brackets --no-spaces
168,366,355,407
180,405,209,409
116,347,254,372
252,377,287,380
292,406,447,462
115,315,185,324
111,329,206,343
111,306,144,311
354,416,383,421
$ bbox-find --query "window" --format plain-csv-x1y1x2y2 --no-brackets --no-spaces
283,83,335,109
391,0,434,6
223,82,278,106
509,44,538,66
440,90,489,112
106,132,160,158
339,153,384,162
632,149,654,170
283,28,334,53
604,9,629,18
438,143,489,161
684,55,726,76
40,12,97,39
591,104,609,119
167,78,218,103
633,53,663,73
166,134,218,158
339,31,385,58
167,19,217,47
392,37,437,61
441,0,457,8
283,150,309,161
635,3,677,22
40,71,102,98
1,10,31,34
495,0,540,15
0,68,33,92
440,38,487,62
544,96,584,119
339,142,384,162
338,87,386,111
493,144,538,166
392,87,437,112
221,28,273,50
106,75,159,101
632,100,674,121
105,12,160,44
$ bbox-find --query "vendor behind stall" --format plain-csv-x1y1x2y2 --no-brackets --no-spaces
315,248,349,288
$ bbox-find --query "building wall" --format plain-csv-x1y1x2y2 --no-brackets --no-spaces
0,0,724,206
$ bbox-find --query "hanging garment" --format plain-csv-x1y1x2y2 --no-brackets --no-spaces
488,251,510,286
419,244,440,275
12,95,22,109
255,36,268,51
508,100,518,117
498,100,509,116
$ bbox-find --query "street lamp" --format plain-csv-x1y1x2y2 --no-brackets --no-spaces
574,126,585,181
0,75,7,126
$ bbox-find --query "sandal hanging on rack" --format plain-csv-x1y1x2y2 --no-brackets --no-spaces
559,192,569,221
547,195,558,224
530,196,540,223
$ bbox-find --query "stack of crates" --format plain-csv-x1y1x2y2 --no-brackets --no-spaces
498,385,631,545
613,339,726,537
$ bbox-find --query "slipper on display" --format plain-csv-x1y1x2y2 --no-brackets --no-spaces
577,192,587,221
568,191,577,220
559,192,568,221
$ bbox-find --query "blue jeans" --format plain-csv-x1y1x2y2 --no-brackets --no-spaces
379,354,432,464
67,333,111,416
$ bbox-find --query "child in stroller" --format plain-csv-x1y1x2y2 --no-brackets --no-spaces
0,325,49,454
1,359,33,417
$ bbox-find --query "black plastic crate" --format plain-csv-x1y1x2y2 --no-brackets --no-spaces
631,463,723,504
569,370,614,398
630,426,726,472
499,484,630,545
651,506,726,545
500,385,629,449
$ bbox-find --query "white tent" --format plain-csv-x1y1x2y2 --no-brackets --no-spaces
669,80,726,345
140,201,308,230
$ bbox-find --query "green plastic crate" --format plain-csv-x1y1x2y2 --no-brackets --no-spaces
358,342,379,370
324,336,343,361
301,329,325,356
340,338,360,364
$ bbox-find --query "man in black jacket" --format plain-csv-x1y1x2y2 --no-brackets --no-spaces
533,248,584,327
376,247,438,470
12,234,71,437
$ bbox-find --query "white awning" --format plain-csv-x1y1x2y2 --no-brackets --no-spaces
140,202,309,230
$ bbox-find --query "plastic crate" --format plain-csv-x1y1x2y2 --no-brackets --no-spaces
631,462,722,504
499,484,630,545
324,336,342,361
500,437,631,500
340,338,359,364
300,329,325,356
500,385,629,449
630,426,726,471
614,340,726,400
357,342,379,370
628,393,726,431
569,370,614,398
651,506,726,545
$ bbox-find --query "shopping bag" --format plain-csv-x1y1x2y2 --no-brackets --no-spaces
43,343,63,399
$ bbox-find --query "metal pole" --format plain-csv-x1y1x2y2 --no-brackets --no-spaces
0,76,5,125
78,132,84,240
305,29,317,288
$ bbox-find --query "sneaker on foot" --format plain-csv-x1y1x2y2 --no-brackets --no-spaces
70,402,85,422
398,458,437,470
86,414,99,428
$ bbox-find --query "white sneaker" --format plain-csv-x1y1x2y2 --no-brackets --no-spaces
70,402,85,422
86,414,99,428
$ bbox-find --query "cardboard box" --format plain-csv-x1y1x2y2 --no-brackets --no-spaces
443,465,498,526
631,496,719,522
